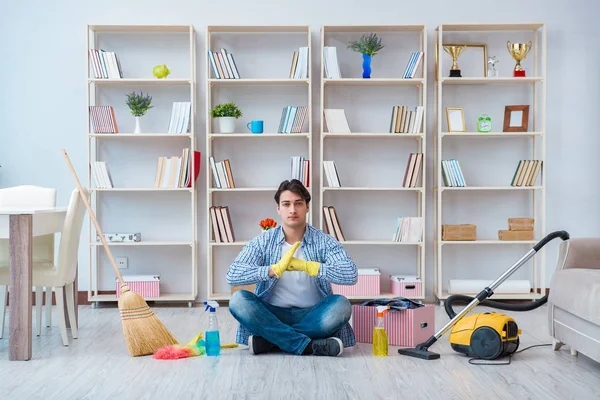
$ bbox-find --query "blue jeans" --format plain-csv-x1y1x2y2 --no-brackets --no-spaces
229,290,352,355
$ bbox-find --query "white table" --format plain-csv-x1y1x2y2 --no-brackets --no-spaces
0,207,66,361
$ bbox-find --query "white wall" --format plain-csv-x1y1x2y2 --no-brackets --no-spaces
1,0,598,301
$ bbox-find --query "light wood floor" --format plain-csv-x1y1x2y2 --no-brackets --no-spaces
1,303,599,399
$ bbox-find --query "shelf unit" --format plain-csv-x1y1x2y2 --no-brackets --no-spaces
205,25,312,300
86,25,198,306
433,23,546,301
320,25,427,301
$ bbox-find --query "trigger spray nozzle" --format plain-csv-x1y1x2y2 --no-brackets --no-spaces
204,300,219,312
376,305,390,317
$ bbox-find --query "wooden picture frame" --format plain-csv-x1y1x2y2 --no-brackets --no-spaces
446,107,466,132
503,105,530,132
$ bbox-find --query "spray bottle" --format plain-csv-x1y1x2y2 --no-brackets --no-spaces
373,305,390,356
204,300,221,356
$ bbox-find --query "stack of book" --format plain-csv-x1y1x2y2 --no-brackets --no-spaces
278,106,308,133
442,159,466,187
153,148,201,188
322,206,345,241
323,109,351,133
167,102,192,134
289,47,309,79
208,49,240,79
323,46,341,78
402,51,424,79
91,161,113,188
89,106,119,133
510,160,542,187
291,156,309,187
209,206,235,243
323,160,341,187
88,48,123,79
390,106,423,134
209,156,235,189
392,217,423,242
402,153,423,188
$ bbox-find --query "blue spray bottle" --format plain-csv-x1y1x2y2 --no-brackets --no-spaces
204,300,221,356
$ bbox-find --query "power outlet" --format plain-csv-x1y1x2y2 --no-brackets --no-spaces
116,257,128,269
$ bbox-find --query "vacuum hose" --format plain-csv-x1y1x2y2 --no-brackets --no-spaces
444,294,547,319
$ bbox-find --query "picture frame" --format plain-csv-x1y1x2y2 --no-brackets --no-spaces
446,107,466,132
503,105,530,132
435,43,488,79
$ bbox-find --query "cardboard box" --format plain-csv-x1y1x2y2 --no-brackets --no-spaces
390,275,423,298
498,230,535,241
352,304,435,347
332,268,380,297
231,284,256,294
116,275,160,299
442,224,476,241
508,218,534,231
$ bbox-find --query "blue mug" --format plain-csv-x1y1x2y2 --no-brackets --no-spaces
246,120,264,134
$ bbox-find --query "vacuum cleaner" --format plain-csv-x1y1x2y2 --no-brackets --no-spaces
398,230,570,360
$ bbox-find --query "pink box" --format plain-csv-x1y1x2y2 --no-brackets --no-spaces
116,275,160,299
352,304,434,347
390,275,423,298
332,268,380,297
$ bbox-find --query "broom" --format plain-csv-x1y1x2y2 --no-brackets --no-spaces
62,149,178,356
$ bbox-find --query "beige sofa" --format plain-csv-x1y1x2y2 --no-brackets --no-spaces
548,238,600,363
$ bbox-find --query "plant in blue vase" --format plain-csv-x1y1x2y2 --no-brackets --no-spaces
347,33,384,79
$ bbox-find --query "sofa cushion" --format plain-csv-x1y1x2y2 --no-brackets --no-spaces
549,268,600,326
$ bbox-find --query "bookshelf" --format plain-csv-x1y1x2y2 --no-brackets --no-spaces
433,23,546,302
205,25,312,300
320,25,427,301
86,25,198,307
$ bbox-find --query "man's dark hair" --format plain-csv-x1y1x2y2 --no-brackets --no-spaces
274,179,311,205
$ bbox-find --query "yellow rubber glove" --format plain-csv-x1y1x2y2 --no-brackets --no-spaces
271,241,301,278
287,257,321,277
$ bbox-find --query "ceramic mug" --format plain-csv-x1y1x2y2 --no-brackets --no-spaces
246,120,264,134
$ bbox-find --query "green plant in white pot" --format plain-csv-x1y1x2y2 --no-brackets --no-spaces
211,102,242,133
125,91,153,133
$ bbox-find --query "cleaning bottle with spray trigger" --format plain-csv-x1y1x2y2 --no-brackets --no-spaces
204,301,220,356
373,305,390,356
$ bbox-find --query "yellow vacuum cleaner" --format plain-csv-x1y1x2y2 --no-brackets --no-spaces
398,230,570,360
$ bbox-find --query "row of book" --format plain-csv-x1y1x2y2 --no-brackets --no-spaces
88,48,123,79
289,47,309,79
393,216,423,242
390,106,423,134
209,206,235,243
323,47,341,79
208,49,241,79
323,206,345,241
511,160,543,187
278,106,308,133
323,160,341,187
89,106,119,133
209,157,235,189
153,149,201,188
167,102,192,134
291,156,310,188
402,51,424,79
91,161,114,188
442,159,466,187
403,153,423,188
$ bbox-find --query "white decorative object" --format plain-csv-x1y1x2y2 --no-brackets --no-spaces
134,116,142,133
218,117,236,133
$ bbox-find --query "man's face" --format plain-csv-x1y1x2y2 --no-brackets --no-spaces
277,190,309,229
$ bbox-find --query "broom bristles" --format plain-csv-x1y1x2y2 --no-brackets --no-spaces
118,285,178,356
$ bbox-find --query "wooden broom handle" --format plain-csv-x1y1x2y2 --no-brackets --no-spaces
62,149,125,285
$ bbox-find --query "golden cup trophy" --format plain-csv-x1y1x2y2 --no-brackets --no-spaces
443,45,467,77
507,41,532,77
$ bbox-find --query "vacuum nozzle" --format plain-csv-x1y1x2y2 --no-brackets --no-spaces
398,336,440,360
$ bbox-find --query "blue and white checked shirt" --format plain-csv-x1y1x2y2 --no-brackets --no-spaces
226,224,358,347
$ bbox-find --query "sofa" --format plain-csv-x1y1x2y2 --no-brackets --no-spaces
548,238,600,363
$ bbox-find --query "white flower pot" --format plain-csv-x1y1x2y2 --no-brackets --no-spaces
134,116,142,134
218,117,236,133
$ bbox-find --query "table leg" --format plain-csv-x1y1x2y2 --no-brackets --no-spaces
9,214,32,361
64,267,78,329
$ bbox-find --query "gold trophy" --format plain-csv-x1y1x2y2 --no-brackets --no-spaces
507,41,532,77
443,45,467,77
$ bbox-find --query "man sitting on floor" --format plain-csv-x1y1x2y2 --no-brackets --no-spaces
227,179,357,356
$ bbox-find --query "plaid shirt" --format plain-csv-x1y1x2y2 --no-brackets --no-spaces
226,224,358,347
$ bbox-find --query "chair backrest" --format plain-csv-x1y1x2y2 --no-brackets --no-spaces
56,189,87,285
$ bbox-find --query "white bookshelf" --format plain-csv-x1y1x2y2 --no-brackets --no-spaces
86,24,198,307
433,23,546,302
320,25,427,301
205,25,312,300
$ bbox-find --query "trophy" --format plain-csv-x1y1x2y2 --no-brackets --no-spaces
487,56,499,78
443,45,467,77
507,41,532,77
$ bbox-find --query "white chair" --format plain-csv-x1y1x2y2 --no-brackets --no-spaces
0,185,57,338
0,189,85,346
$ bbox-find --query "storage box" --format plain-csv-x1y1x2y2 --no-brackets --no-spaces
498,230,534,241
231,284,256,294
442,224,476,241
332,268,380,297
508,218,534,231
116,275,160,299
390,275,423,298
352,304,435,347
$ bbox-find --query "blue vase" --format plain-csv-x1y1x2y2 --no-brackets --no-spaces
362,53,372,78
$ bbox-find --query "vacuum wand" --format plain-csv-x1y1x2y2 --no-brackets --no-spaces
398,230,570,360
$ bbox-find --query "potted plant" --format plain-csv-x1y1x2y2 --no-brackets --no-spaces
347,33,384,79
125,91,153,133
211,102,243,133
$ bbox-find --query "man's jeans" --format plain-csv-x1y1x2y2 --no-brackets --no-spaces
229,290,352,355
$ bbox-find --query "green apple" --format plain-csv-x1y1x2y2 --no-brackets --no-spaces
153,64,170,79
